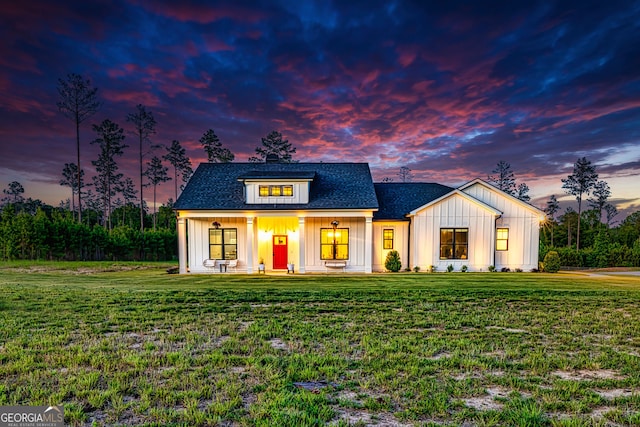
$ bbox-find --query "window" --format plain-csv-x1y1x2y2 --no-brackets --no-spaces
496,228,509,251
321,228,349,260
209,228,237,260
258,185,294,197
383,229,394,249
440,228,468,259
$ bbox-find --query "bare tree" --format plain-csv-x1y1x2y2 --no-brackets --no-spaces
163,140,193,200
57,73,101,223
126,104,157,232
562,157,598,250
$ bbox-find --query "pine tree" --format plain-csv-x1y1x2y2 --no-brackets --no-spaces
588,180,611,223
249,130,296,162
199,129,234,163
91,119,127,230
562,157,598,249
488,160,516,195
398,166,413,182
60,163,85,220
516,183,530,202
163,140,193,200
126,104,157,232
57,73,101,223
144,156,171,230
2,181,25,204
545,195,560,247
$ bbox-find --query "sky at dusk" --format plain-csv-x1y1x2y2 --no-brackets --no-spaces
1,0,639,219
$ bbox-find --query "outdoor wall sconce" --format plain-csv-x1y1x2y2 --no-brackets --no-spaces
212,221,221,229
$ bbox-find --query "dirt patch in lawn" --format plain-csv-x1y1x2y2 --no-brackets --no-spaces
332,408,414,427
552,369,624,381
595,388,637,399
269,338,288,350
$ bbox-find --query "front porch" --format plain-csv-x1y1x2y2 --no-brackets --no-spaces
176,213,373,274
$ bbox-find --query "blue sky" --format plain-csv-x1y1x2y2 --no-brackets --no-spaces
1,0,639,218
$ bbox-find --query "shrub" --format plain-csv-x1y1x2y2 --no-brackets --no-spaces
413,266,420,273
461,265,468,272
446,264,454,272
488,265,496,272
384,250,402,272
515,268,523,272
429,265,436,273
543,251,561,273
501,267,511,272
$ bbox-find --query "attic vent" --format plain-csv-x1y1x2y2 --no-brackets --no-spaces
265,154,280,163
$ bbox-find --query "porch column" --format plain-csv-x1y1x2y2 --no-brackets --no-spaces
246,217,254,274
298,217,306,273
177,217,187,274
364,216,372,273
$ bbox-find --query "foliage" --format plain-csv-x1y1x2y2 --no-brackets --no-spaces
461,265,468,272
413,265,420,272
2,181,25,204
488,160,516,195
163,139,193,200
60,163,85,219
127,104,157,232
542,251,561,272
91,119,128,230
447,264,454,272
249,130,297,163
57,73,101,223
561,157,598,249
384,250,402,272
199,129,234,163
398,166,413,182
488,265,496,272
144,156,171,230
516,182,530,202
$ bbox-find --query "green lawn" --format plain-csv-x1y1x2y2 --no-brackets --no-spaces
1,263,640,426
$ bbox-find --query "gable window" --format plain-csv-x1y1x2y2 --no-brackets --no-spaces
258,185,294,197
383,229,394,249
321,228,349,260
209,228,237,260
496,228,509,251
440,228,468,259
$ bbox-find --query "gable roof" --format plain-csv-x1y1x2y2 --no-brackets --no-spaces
458,178,546,215
408,189,503,216
373,183,454,220
174,162,379,211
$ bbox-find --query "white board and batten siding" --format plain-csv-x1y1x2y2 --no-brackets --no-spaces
411,193,497,272
461,182,542,271
303,217,368,273
372,221,409,272
245,182,310,204
187,217,247,273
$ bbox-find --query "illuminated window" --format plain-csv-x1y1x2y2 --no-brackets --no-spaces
320,228,349,260
383,229,394,249
209,228,237,260
258,185,294,197
496,228,509,251
440,228,468,259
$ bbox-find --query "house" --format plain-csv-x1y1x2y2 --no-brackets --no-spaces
173,160,545,274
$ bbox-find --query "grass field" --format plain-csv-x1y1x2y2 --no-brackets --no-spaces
1,262,640,426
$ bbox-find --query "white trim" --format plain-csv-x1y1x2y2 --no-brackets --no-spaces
407,189,502,217
458,178,546,216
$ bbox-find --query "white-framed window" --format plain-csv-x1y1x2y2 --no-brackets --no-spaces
496,228,509,251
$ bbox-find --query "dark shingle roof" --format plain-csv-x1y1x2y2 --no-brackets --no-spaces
175,163,379,210
237,171,316,180
373,183,454,220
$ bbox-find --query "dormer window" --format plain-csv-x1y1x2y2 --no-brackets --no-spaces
259,185,294,197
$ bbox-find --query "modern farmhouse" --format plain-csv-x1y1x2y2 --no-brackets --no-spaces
174,161,545,274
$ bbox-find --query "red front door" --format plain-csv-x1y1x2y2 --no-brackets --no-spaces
273,235,288,269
